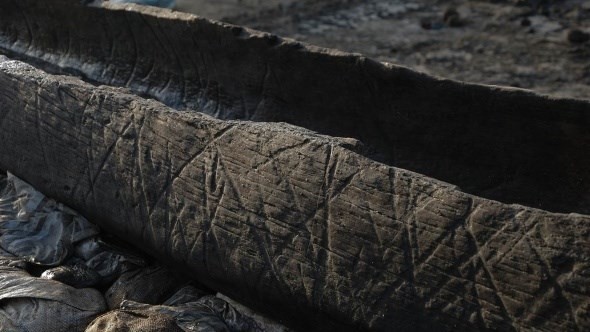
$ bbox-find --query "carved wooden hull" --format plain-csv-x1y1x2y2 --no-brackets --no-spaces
0,1,588,331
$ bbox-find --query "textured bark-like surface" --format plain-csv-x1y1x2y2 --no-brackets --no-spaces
85,310,184,332
0,0,589,214
0,59,588,331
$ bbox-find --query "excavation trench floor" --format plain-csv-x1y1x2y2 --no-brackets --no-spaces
177,0,590,100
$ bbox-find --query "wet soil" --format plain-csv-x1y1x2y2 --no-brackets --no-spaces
176,0,590,100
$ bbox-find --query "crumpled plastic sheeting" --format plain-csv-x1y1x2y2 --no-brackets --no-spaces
74,236,148,284
163,285,209,306
217,294,292,332
105,264,187,309
118,289,263,332
0,261,107,331
86,285,265,332
41,263,103,288
0,173,99,265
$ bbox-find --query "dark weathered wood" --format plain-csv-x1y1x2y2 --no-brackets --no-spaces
0,58,588,331
0,1,589,214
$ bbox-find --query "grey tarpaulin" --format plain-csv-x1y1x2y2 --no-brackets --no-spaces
0,173,106,330
0,259,107,331
0,173,99,266
105,264,188,309
0,172,147,285
73,236,148,284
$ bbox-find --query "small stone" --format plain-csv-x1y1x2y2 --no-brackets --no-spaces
443,8,463,28
521,18,531,27
421,17,445,30
420,18,433,30
567,29,590,44
443,8,459,23
446,14,463,27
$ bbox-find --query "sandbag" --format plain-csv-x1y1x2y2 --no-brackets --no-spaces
85,309,184,332
120,292,263,331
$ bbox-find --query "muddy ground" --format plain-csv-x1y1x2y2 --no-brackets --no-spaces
175,0,590,100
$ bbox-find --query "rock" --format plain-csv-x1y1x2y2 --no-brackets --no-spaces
443,7,464,27
420,18,433,29
446,14,464,27
567,28,590,44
